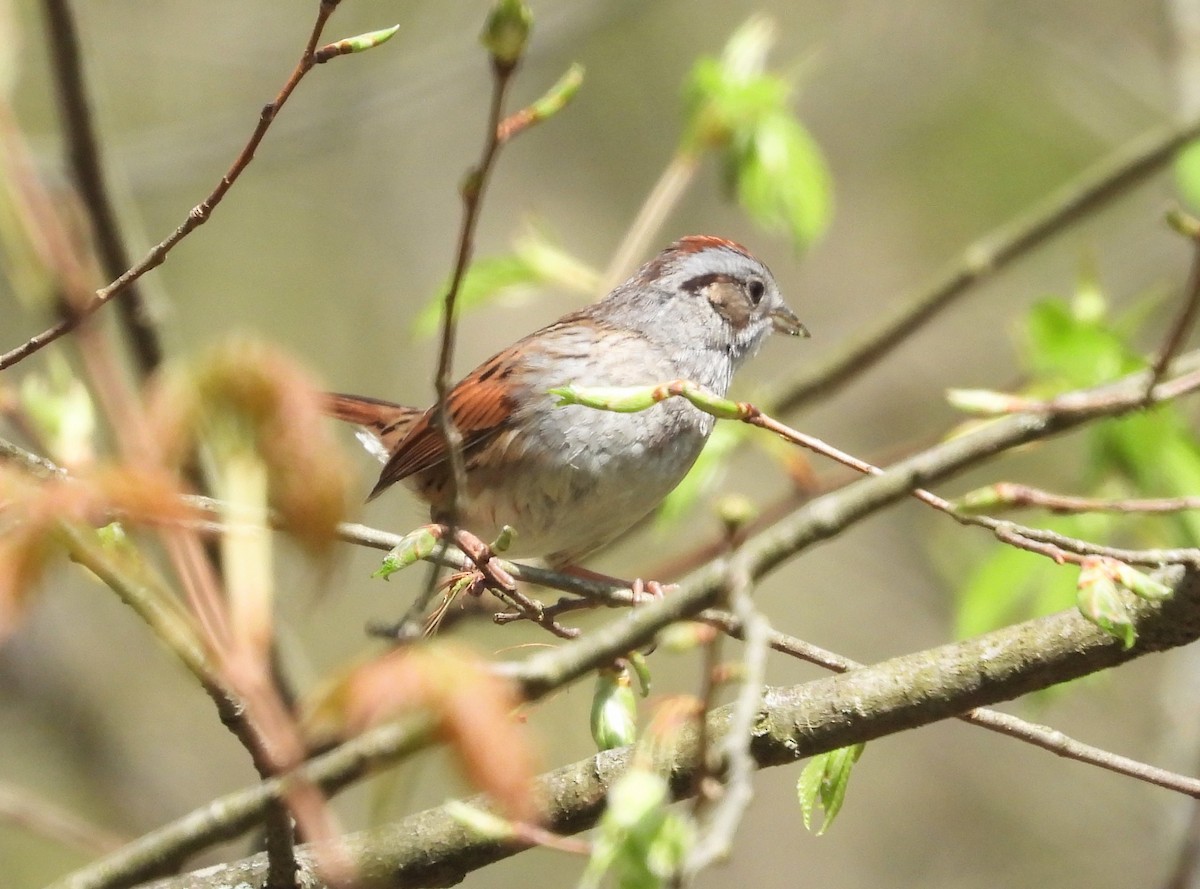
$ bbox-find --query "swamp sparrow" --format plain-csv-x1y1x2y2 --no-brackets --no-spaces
325,235,806,570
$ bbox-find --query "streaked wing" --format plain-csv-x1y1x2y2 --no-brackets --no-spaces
369,352,518,499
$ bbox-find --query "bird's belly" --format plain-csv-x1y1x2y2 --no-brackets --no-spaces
452,408,712,565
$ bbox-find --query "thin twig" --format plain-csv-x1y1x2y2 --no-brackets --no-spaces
965,482,1200,515
0,782,127,857
1148,220,1200,394
419,58,518,629
686,548,770,877
769,115,1200,416
40,0,162,376
0,0,343,373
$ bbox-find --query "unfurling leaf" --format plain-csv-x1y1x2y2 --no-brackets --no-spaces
1076,558,1135,648
1109,561,1173,601
797,743,865,835
591,666,639,751
498,64,585,143
314,25,401,62
374,525,441,578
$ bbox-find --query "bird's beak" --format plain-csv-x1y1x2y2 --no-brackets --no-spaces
770,306,810,338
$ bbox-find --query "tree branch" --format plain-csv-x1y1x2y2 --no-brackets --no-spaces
131,566,1200,889
40,0,163,376
768,115,1200,416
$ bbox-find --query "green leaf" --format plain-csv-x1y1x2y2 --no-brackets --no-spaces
414,255,542,337
797,743,865,835
1023,298,1136,389
952,514,1110,638
412,232,598,337
579,769,694,889
731,113,832,250
657,423,747,527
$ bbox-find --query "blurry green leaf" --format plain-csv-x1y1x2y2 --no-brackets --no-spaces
413,231,598,337
954,514,1112,638
683,17,832,250
580,769,693,889
19,358,96,467
1088,411,1200,546
416,255,541,337
1175,140,1200,215
730,113,832,250
1023,298,1137,389
657,423,748,527
797,743,864,835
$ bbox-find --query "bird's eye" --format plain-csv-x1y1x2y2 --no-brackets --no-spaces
747,278,765,305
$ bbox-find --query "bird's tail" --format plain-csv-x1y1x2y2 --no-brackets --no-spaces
322,392,422,462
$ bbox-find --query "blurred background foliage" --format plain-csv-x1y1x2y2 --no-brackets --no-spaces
3,1,1200,887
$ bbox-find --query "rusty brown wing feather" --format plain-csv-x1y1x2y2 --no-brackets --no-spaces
368,352,518,500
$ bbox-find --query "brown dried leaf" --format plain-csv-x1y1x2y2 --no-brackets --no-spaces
308,643,541,822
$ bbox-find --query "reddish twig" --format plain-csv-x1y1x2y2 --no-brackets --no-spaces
0,0,344,373
428,61,518,528
970,482,1200,515
1149,215,1200,395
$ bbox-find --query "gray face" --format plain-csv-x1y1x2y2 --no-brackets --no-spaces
596,237,807,377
